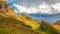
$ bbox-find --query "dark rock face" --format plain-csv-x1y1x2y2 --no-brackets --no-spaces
0,1,8,16
0,4,1,9
0,0,15,16
40,20,47,30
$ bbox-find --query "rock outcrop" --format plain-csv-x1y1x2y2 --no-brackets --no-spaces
0,0,21,20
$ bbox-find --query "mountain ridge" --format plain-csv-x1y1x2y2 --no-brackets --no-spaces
0,0,41,34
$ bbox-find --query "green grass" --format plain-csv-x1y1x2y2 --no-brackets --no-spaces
0,15,41,34
0,15,60,34
36,21,60,34
0,13,60,34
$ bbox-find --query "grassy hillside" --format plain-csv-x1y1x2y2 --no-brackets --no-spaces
52,24,60,30
0,15,41,34
0,1,41,34
19,13,40,29
52,20,60,30
36,20,60,34
0,1,60,34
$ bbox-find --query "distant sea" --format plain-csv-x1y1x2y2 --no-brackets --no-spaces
18,13,60,24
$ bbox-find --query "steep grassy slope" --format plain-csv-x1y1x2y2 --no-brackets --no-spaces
52,24,60,30
0,1,41,34
0,16,41,34
19,13,40,29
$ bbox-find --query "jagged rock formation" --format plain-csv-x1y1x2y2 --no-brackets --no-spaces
0,0,20,20
40,20,47,30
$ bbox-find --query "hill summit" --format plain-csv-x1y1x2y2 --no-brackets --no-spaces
0,0,19,18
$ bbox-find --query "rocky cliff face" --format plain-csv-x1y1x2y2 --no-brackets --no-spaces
0,0,20,20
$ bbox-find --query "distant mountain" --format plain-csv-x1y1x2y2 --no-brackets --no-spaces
28,14,60,17
18,13,60,17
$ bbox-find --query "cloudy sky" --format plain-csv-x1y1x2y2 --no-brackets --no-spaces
6,0,60,23
6,0,60,14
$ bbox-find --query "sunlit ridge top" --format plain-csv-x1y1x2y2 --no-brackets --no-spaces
0,0,6,1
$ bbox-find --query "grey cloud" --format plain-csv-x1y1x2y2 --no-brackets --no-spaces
7,0,43,7
7,0,60,4
7,0,60,7
7,0,60,14
44,0,60,4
